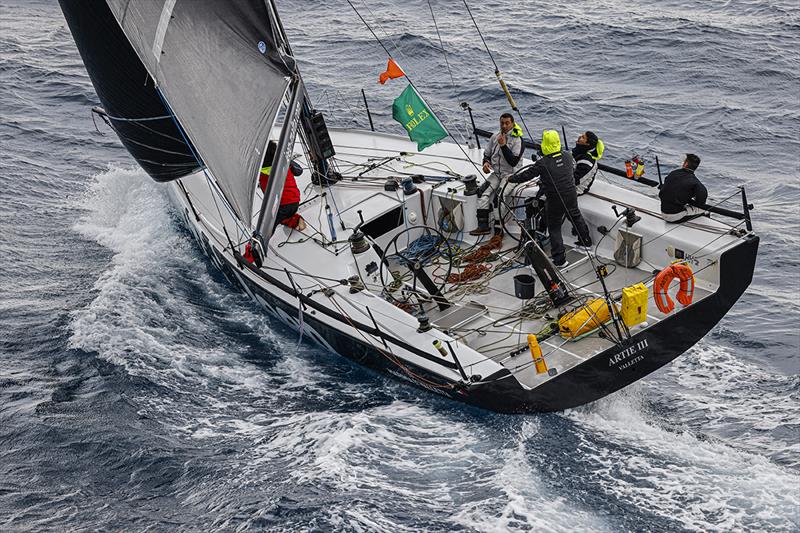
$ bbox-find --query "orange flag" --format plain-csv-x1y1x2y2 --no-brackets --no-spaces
379,58,405,84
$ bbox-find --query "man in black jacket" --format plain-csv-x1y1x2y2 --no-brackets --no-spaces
572,130,604,196
659,154,708,223
510,130,592,267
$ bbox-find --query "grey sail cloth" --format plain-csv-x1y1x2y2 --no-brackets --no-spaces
105,0,292,224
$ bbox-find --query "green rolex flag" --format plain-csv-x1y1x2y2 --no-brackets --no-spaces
392,84,448,151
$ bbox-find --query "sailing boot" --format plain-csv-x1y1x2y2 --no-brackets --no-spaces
469,209,491,236
493,214,504,237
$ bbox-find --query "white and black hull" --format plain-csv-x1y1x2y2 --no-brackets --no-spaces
170,178,758,413
60,0,760,413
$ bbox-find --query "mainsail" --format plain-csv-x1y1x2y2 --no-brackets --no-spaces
104,0,294,224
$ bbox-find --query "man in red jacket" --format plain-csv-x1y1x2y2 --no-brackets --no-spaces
258,142,306,233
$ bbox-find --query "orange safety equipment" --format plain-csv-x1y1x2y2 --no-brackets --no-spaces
653,263,695,314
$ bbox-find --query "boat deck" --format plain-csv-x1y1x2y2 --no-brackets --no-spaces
409,240,712,388
240,128,739,390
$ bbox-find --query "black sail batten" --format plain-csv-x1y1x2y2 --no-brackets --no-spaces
102,0,293,225
59,0,200,182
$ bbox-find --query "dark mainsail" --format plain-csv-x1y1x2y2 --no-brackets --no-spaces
59,0,201,181
100,0,293,224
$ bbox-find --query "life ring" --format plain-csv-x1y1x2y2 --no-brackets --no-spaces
653,263,695,314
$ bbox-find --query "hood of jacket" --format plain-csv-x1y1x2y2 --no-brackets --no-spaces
510,122,523,137
590,138,605,160
540,129,561,156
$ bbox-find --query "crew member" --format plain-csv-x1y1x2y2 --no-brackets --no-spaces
572,130,604,195
510,130,592,268
259,141,306,233
470,112,524,236
659,153,707,223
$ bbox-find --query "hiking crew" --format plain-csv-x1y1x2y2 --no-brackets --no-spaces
659,153,708,223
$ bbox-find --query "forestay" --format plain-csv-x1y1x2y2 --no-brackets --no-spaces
105,0,293,224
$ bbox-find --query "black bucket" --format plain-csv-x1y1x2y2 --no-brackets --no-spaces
513,274,536,300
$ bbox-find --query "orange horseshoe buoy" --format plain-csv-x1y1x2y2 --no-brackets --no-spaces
653,263,695,314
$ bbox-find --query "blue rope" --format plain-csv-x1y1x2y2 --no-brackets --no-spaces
403,234,443,266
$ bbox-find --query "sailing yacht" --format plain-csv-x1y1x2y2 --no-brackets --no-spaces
59,0,758,413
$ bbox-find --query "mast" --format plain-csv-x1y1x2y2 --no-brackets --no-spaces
266,0,335,183
254,77,305,240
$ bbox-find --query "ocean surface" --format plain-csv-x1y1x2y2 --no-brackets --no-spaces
1,0,799,531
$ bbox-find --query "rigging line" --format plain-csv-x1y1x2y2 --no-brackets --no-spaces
347,0,391,56
345,0,473,147
461,0,535,142
512,167,629,345
461,0,499,72
346,1,485,177
427,0,457,90
591,171,741,235
327,292,456,388
359,0,401,50
98,111,195,146
99,113,174,122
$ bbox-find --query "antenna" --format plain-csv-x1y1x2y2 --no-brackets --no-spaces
655,155,663,187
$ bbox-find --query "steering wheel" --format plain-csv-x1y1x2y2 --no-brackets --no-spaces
379,226,455,305
498,170,542,244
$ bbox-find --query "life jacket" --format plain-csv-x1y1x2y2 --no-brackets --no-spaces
653,263,695,314
259,165,300,206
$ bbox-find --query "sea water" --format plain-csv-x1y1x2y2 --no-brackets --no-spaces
1,0,798,530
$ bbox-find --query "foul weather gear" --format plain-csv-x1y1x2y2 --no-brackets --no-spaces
659,167,707,216
510,130,592,265
259,160,303,206
482,123,524,179
572,137,604,196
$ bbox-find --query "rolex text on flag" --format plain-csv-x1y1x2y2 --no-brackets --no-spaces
391,84,447,151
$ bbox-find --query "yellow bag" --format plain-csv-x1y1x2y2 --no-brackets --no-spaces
621,283,648,327
559,298,612,339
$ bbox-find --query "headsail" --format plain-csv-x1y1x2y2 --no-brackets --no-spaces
104,0,293,224
59,0,202,182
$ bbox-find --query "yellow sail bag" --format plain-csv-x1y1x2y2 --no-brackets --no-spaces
559,298,612,339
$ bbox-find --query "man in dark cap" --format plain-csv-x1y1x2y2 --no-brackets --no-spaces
659,153,708,223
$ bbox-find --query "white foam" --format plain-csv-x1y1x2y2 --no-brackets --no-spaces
452,418,610,533
565,376,800,531
68,167,315,418
243,401,608,532
658,341,800,467
68,168,387,451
